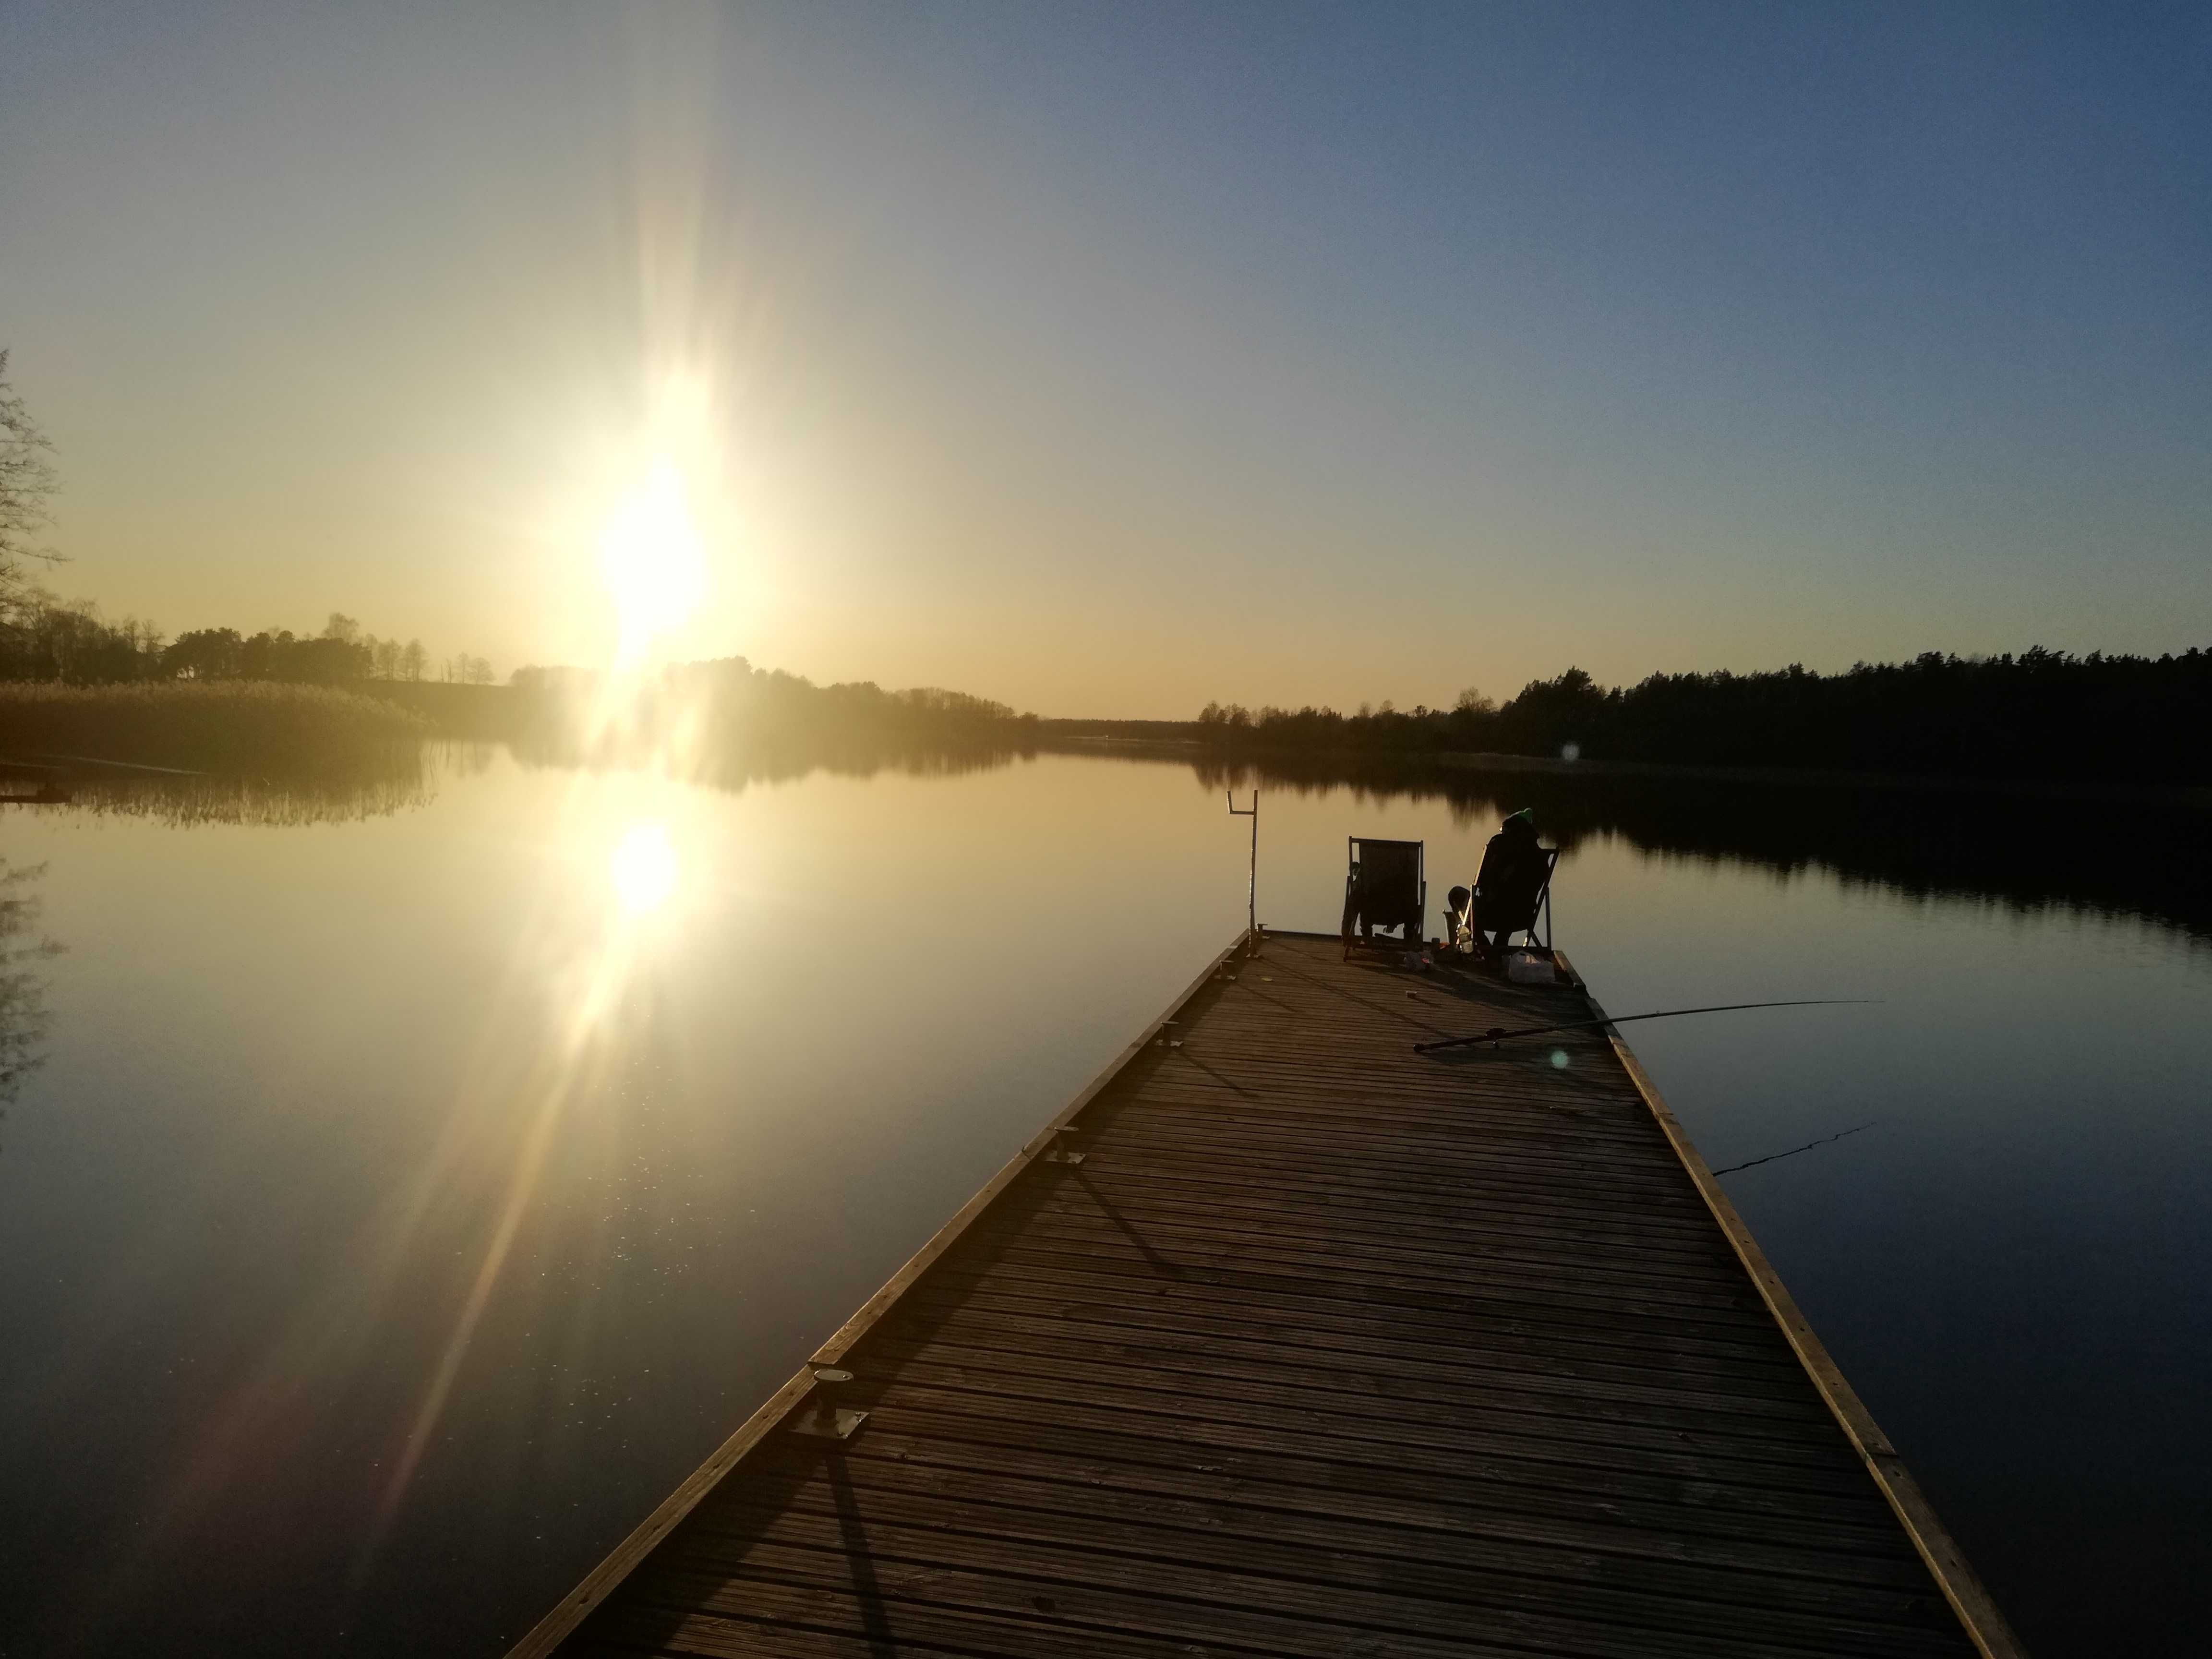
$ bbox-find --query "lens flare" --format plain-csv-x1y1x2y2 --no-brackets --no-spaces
610,821,678,914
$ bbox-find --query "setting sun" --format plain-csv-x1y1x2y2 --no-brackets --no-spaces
599,458,706,665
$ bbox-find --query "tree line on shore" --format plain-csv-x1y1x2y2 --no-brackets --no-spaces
1197,648,2212,785
2,355,484,691
0,596,497,687
510,656,1038,767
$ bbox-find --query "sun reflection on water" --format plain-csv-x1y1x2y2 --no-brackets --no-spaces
364,800,700,1556
610,820,678,915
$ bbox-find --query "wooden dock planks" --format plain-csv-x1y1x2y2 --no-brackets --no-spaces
513,931,2019,1659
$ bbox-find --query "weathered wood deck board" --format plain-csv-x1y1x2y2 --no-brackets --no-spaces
514,931,2019,1659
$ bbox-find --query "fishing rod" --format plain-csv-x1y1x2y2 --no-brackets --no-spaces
1412,999,1874,1055
1710,1121,1877,1176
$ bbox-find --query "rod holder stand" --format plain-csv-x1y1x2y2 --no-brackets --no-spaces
1226,790,1259,945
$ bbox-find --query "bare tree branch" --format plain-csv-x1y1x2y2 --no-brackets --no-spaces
0,351,66,623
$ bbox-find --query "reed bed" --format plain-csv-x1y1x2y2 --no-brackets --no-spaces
35,768,433,828
0,681,427,777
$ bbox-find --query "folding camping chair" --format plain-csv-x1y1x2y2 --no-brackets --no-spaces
1341,837,1426,958
1468,841,1560,955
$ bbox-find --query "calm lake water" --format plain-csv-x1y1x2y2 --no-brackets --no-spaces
1,745,2207,1657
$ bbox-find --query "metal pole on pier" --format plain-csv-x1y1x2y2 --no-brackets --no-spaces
1226,790,1258,946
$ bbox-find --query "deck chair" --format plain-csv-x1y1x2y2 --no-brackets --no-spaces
1341,838,1426,958
1469,841,1560,954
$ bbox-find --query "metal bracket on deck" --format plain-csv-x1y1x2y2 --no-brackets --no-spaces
789,1367,868,1442
1044,1124,1086,1166
1153,1021,1184,1050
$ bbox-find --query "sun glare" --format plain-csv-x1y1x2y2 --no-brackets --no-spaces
610,821,678,915
600,458,706,665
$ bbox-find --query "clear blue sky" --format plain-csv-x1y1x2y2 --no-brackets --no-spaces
2,1,2206,713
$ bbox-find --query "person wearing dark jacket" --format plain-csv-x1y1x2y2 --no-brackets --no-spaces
1470,808,1546,959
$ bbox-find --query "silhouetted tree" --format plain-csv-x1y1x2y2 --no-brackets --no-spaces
0,351,63,624
163,627,244,679
0,595,165,682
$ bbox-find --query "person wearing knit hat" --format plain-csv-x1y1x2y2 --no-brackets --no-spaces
1470,808,1544,962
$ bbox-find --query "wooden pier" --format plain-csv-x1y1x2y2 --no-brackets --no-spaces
512,931,2020,1659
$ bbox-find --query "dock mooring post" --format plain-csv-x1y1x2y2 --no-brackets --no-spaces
1226,789,1258,948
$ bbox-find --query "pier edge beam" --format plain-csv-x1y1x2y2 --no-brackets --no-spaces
1556,950,2029,1659
500,932,1251,1659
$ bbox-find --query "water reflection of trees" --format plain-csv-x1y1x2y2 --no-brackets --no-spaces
0,858,58,1142
44,753,435,828
1190,753,2212,941
508,728,1034,792
28,730,1033,821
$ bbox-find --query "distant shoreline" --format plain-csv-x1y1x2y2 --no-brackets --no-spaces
1034,727,2212,809
7,680,2208,811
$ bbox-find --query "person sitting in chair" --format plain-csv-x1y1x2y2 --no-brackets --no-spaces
1470,808,1546,960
